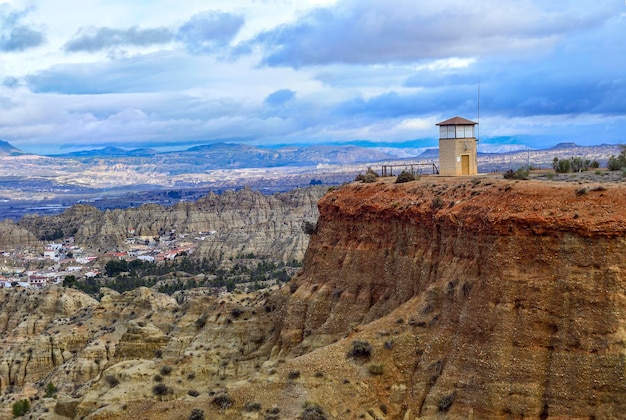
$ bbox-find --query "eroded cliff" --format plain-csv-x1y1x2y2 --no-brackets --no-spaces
270,177,626,418
16,186,326,263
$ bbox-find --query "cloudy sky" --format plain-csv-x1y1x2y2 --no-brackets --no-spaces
0,0,624,154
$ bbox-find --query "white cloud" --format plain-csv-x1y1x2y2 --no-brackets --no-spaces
0,0,623,154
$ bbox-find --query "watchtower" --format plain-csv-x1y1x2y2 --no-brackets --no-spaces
437,116,478,176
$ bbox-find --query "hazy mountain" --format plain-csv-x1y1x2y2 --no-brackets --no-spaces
0,140,24,156
417,148,440,159
548,142,580,150
48,142,394,168
53,146,159,158
371,146,429,158
478,144,529,153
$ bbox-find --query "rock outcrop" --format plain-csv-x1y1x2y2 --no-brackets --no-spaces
271,177,626,418
0,220,38,248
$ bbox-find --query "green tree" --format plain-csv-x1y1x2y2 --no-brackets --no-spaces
44,382,57,398
63,275,77,288
12,399,30,417
607,145,626,170
104,259,129,277
553,157,571,173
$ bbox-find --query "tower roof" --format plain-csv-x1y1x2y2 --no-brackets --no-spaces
436,116,477,126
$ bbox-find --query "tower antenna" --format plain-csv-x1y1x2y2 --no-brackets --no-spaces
477,84,480,142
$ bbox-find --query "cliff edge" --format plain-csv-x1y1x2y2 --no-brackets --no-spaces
270,176,626,418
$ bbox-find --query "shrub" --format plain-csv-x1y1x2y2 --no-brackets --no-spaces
160,365,173,376
503,167,529,180
211,394,233,409
347,340,372,360
12,399,30,417
431,197,444,209
287,370,301,380
571,157,591,172
44,382,57,398
289,282,298,293
553,157,571,173
187,389,200,397
395,170,416,183
195,314,208,330
368,364,384,375
302,220,317,235
301,402,328,420
608,155,626,170
105,375,120,387
188,408,205,420
355,167,379,183
438,392,456,413
554,156,592,173
152,383,170,396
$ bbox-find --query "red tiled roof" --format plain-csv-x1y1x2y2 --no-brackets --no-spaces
436,116,478,126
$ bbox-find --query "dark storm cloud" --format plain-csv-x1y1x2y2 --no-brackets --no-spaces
336,56,626,123
65,27,174,52
247,0,614,67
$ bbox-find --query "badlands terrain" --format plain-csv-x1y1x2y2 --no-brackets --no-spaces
0,172,625,418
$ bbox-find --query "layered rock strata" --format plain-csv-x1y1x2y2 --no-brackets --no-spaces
274,177,626,417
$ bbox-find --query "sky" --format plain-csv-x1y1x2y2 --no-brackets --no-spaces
0,0,625,155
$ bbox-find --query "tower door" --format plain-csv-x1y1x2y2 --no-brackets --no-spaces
461,155,470,175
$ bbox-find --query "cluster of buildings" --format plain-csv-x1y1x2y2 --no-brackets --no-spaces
0,229,200,289
0,239,98,289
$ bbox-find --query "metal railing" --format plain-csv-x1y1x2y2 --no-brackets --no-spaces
380,163,439,177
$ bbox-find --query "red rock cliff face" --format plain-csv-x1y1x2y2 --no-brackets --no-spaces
276,177,626,417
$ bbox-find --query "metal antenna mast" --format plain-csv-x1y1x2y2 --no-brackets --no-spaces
477,84,480,142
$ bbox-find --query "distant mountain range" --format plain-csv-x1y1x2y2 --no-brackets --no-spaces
54,146,159,157
46,142,396,169
1,139,622,173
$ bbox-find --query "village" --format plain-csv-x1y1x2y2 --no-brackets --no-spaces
0,227,203,290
